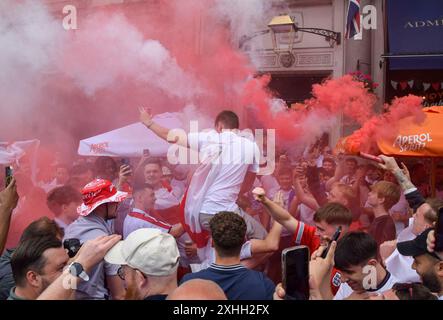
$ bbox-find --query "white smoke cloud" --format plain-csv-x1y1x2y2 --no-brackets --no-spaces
214,0,272,39
0,0,62,121
60,13,203,99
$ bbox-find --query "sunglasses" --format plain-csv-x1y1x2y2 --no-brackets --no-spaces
117,266,147,281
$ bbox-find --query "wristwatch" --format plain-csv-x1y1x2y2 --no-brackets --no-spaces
68,262,90,282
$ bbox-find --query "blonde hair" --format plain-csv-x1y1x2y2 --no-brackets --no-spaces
371,181,401,211
332,182,356,206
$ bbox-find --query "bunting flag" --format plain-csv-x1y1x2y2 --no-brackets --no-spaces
399,81,408,90
390,80,442,92
432,82,441,91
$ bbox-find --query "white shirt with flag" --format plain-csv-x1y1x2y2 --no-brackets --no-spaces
334,272,398,300
188,130,260,215
182,129,260,259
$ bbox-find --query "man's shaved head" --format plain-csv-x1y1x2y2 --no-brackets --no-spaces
168,279,227,300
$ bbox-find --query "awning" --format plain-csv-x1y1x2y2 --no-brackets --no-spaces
386,0,443,70
336,107,443,158
377,107,443,157
78,113,184,157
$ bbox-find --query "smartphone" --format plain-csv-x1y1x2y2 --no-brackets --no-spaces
434,207,443,252
5,166,13,188
143,149,150,157
282,245,310,300
120,158,132,176
321,226,342,259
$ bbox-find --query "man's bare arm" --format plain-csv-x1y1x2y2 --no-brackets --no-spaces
0,178,18,253
378,155,416,191
37,235,121,300
250,221,283,254
253,189,299,234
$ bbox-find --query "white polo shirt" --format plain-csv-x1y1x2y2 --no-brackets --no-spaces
188,130,260,215
385,223,421,283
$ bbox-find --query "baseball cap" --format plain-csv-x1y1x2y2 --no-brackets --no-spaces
104,228,180,276
78,179,128,216
397,228,442,260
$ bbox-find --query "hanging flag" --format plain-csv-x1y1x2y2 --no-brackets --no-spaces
399,81,408,91
423,83,431,91
391,80,398,90
345,0,361,39
432,82,441,91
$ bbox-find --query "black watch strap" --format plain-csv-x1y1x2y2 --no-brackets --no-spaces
69,262,89,282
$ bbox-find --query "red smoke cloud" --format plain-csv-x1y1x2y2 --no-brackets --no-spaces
339,95,425,154
0,0,427,247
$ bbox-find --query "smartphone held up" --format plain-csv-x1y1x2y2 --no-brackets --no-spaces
282,245,310,300
5,166,13,188
321,226,341,259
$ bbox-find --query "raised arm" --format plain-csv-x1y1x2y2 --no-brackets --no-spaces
250,221,283,254
378,155,416,192
378,155,424,211
253,188,299,234
293,168,320,211
325,158,345,191
0,178,19,253
139,107,188,148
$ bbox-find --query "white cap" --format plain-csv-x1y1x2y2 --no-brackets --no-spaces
104,228,179,276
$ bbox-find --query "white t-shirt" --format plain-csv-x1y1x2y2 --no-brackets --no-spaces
333,272,398,300
385,221,421,283
389,192,409,235
154,187,181,210
385,249,421,283
188,130,260,215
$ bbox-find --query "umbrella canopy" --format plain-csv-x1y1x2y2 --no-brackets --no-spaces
78,113,184,157
336,107,443,158
377,107,443,157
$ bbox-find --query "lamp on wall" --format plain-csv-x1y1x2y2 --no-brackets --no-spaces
239,14,341,68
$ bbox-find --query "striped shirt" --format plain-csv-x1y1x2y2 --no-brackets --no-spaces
123,208,171,239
